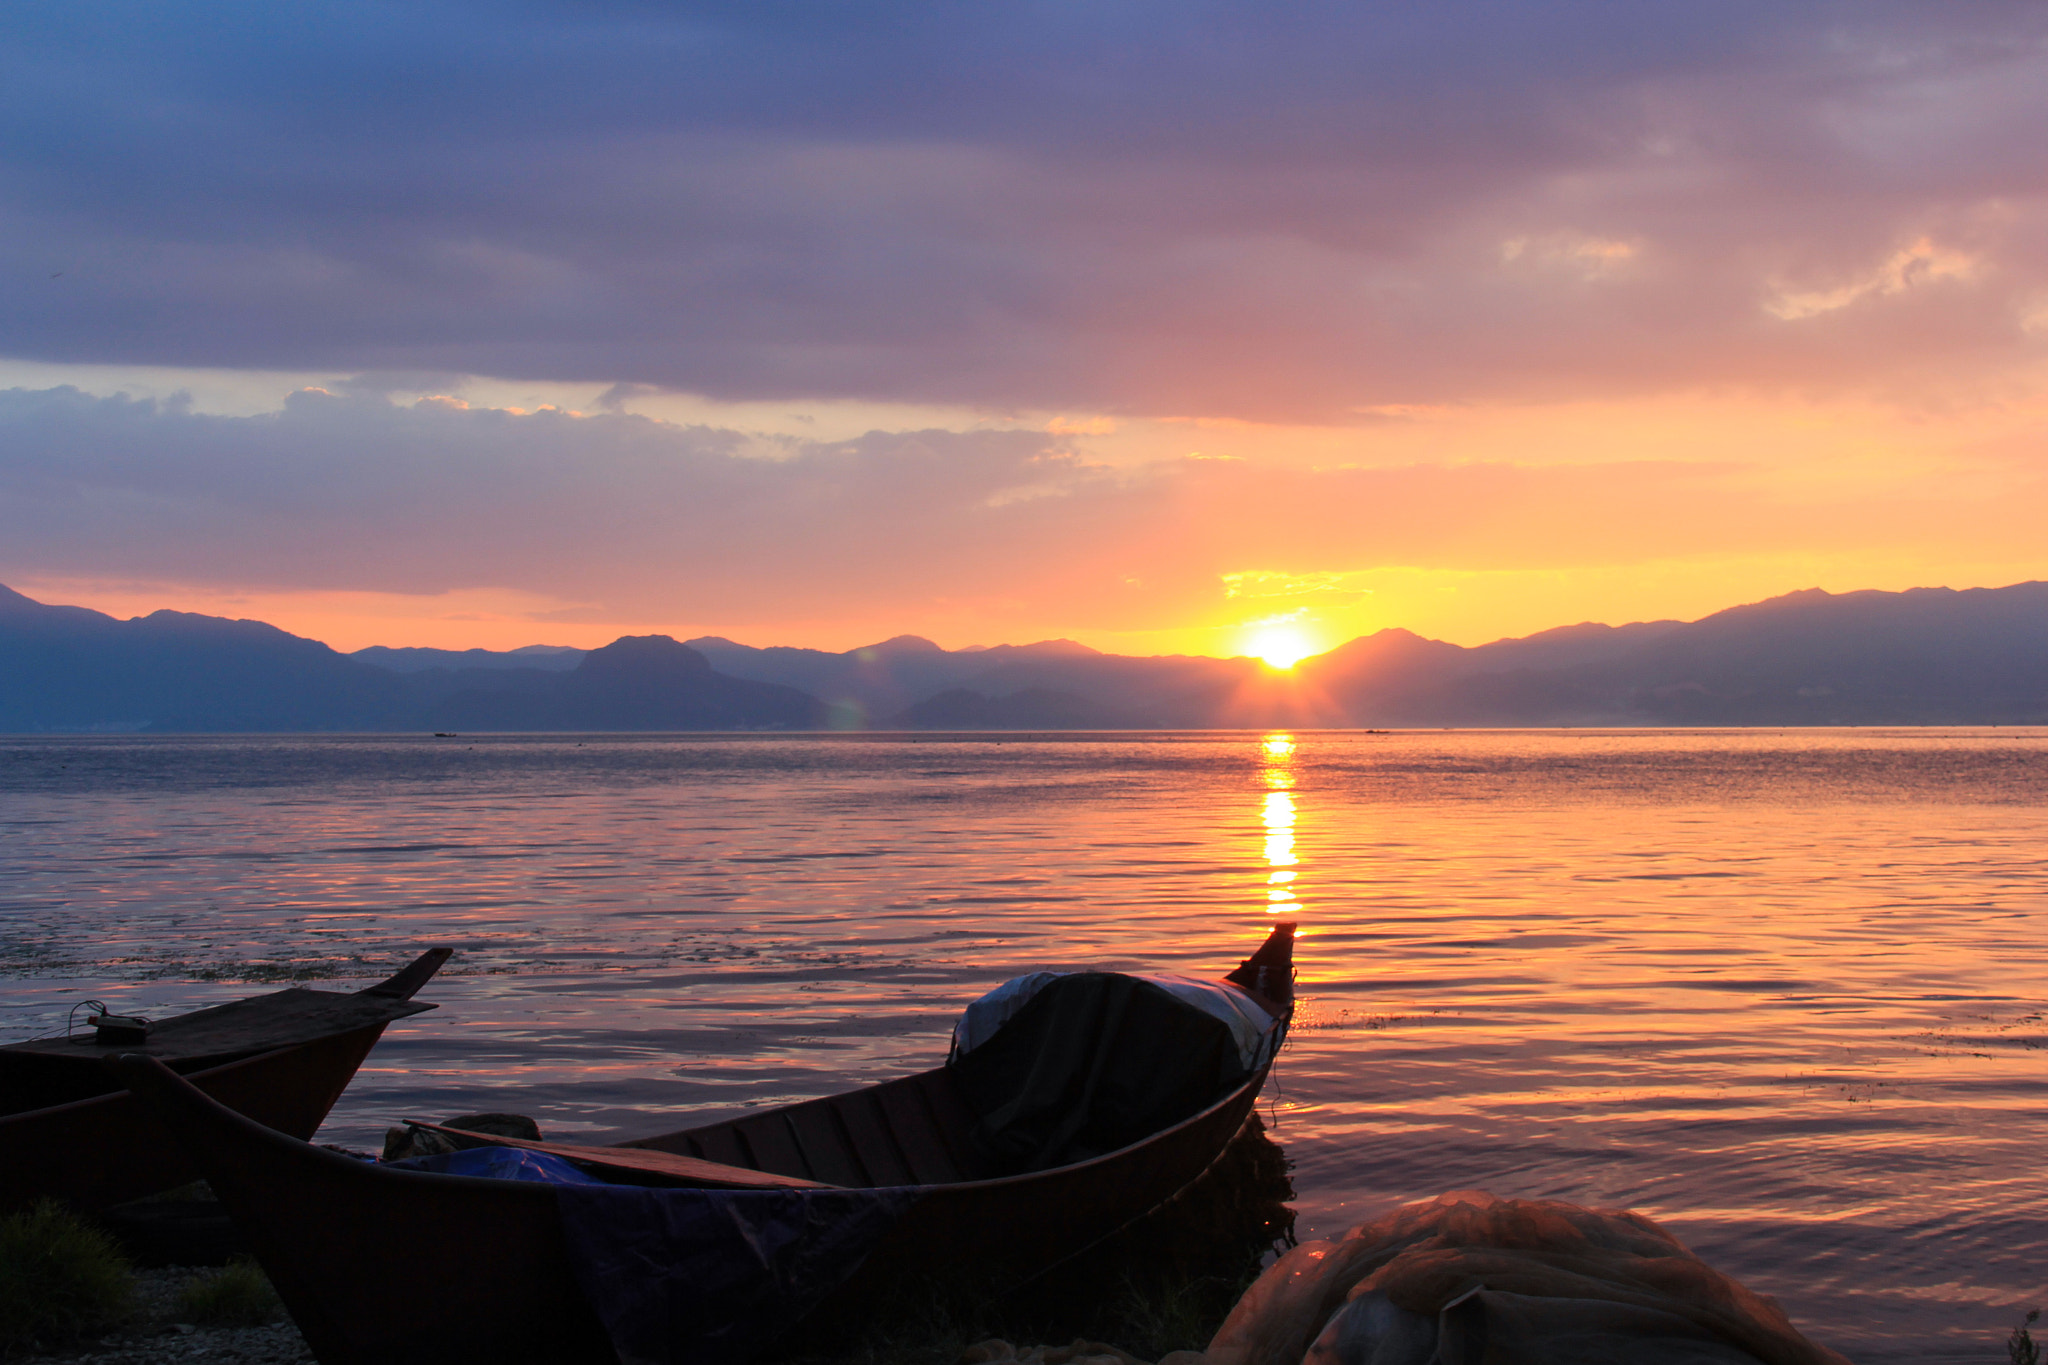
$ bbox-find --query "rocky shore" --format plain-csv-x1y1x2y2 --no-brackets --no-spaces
10,1268,308,1365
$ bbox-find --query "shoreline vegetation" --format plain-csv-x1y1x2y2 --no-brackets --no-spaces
0,1201,293,1364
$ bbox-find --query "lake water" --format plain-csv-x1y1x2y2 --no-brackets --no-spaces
5,729,2047,1362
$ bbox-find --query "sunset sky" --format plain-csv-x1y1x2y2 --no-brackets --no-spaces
5,3,2048,657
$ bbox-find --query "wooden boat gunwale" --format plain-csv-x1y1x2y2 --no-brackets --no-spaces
400,1025,1277,1197
406,1001,1290,1194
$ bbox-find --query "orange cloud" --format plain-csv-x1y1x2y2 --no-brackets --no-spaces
6,377,2048,654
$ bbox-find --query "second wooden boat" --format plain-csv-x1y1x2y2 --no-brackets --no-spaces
118,925,1297,1365
1,947,450,1212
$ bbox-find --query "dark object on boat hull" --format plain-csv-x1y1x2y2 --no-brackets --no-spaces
97,1197,248,1268
0,948,451,1213
115,926,1296,1365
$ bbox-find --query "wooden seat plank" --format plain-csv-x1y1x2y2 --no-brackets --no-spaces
401,1121,825,1189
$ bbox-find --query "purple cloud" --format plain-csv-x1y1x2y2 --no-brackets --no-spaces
4,3,2048,419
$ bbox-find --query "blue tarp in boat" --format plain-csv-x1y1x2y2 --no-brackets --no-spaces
387,1145,607,1183
390,1147,918,1365
553,1184,919,1365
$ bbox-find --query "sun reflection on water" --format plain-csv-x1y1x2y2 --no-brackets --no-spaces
1261,733,1299,914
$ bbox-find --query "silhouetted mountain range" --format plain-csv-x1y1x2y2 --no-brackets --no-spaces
0,582,408,731
681,634,1106,726
429,635,821,730
4,579,2048,731
353,643,583,673
0,586,814,732
1294,583,2048,726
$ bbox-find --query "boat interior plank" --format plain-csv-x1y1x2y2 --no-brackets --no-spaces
733,1113,812,1181
832,1091,916,1188
692,1126,751,1169
631,1122,750,1168
911,1069,983,1175
783,1102,870,1188
873,1081,962,1184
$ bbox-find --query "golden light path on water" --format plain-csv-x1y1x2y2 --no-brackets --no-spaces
1262,732,1299,916
5,729,2048,1362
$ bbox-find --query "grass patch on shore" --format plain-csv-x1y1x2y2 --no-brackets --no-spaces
1104,1272,1244,1361
174,1258,281,1327
0,1200,138,1356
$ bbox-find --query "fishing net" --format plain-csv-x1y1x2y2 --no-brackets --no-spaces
1198,1190,1850,1365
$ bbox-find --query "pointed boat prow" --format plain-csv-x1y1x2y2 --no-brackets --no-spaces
1225,920,1297,1014
361,946,455,1000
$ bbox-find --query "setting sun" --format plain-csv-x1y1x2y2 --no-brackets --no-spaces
1245,625,1315,669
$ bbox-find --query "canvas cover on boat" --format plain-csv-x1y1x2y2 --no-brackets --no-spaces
947,971,1278,1174
953,971,1276,1068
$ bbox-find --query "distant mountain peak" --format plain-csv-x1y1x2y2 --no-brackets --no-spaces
575,634,712,676
1314,626,1456,657
0,582,41,612
850,634,944,655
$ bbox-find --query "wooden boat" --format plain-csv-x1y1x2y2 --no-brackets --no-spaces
116,925,1297,1365
2,947,450,1213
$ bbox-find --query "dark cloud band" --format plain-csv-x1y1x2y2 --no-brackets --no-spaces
4,3,2047,418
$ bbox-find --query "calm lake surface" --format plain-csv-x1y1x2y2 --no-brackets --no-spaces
5,729,2048,1361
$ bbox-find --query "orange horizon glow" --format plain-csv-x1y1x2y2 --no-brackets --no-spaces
13,374,2048,658
16,564,2048,661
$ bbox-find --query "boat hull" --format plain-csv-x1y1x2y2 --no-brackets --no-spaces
117,1052,1272,1365
0,1026,392,1215
121,1057,651,1365
1,947,450,1213
842,1068,1266,1293
113,927,1294,1365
